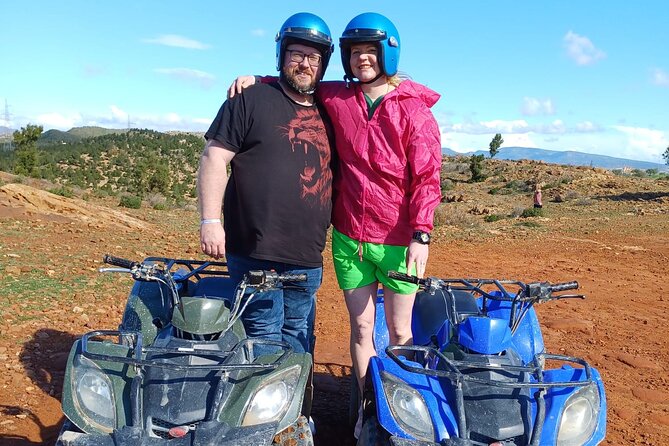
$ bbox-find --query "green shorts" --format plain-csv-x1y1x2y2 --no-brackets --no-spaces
332,229,418,294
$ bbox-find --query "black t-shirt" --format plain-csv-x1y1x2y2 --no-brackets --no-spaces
205,82,334,267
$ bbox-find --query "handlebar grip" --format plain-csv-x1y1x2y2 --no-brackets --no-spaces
103,254,139,270
280,273,308,282
549,281,579,292
388,270,419,284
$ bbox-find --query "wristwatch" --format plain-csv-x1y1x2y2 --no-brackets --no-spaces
412,231,431,245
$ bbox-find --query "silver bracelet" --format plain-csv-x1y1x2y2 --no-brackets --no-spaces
200,218,221,225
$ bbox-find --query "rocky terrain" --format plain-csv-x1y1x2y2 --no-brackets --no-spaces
1,160,668,445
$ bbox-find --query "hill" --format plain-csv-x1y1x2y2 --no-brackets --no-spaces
444,146,668,172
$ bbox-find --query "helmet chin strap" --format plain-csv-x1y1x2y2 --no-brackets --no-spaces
344,72,385,85
359,73,384,84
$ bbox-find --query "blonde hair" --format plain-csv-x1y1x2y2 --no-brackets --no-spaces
387,71,411,87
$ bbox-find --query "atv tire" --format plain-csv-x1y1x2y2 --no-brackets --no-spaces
272,415,314,446
357,416,390,446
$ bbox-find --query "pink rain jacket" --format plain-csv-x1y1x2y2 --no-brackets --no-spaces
317,79,442,246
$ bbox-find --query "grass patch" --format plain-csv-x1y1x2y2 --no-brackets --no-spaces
484,214,504,223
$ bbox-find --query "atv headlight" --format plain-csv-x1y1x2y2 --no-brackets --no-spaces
242,365,301,426
72,355,115,432
557,383,600,445
381,371,434,442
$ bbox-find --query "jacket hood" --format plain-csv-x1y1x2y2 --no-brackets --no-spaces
395,79,441,108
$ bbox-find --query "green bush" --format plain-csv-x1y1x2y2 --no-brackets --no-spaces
119,194,142,209
484,214,504,223
48,186,74,198
469,154,486,183
520,207,544,218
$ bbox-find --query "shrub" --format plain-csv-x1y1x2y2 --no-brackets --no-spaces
521,207,544,218
575,197,595,206
484,214,504,223
469,154,486,183
119,194,142,209
441,178,454,192
48,186,74,198
433,204,478,228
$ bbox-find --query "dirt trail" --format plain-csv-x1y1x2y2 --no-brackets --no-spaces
1,175,668,445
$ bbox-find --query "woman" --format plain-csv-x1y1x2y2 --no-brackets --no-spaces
231,12,442,436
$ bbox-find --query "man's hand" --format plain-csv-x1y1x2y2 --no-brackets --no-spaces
406,241,429,278
200,222,226,259
228,75,257,99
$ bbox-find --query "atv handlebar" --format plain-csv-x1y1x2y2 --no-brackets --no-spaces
103,254,140,270
388,270,581,302
246,270,307,286
388,270,423,285
547,281,579,292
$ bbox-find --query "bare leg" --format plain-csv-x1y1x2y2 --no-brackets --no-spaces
344,282,378,393
383,287,416,357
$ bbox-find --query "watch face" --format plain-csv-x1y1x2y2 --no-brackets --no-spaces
413,231,430,244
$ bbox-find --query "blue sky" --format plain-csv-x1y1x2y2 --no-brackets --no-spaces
2,1,668,163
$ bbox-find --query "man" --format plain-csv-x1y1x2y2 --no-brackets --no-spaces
198,12,334,355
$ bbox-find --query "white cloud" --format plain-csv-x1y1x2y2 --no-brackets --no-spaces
35,112,83,130
143,34,210,50
154,68,216,89
501,133,537,148
612,125,668,162
563,31,606,66
251,29,267,37
448,119,530,135
575,121,601,133
651,68,669,87
521,97,555,116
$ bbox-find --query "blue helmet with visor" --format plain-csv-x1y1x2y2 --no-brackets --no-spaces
275,13,334,75
339,12,401,81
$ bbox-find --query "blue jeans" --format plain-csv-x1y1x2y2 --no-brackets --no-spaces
226,253,322,355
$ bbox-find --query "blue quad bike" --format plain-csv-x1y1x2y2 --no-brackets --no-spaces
355,272,606,446
56,255,316,446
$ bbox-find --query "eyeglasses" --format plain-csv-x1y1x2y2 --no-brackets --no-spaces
287,50,322,67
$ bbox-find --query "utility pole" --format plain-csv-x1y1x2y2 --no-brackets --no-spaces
2,99,12,151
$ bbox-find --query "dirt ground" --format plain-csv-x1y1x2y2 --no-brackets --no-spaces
1,169,668,445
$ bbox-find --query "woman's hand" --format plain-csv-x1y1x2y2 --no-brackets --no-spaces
227,76,257,99
406,241,429,278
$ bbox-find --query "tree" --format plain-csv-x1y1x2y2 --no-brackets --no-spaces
489,133,504,158
469,154,486,182
13,124,43,176
663,146,669,165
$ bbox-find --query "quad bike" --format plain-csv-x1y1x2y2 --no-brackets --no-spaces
356,272,606,446
57,255,315,446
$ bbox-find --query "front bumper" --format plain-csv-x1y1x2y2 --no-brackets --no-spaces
391,435,481,446
58,420,279,446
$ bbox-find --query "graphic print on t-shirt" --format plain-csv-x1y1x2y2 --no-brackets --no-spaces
281,108,333,209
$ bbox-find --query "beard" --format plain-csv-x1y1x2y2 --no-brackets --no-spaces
281,64,319,95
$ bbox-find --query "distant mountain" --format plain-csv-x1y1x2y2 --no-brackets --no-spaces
67,126,126,139
39,129,81,145
36,126,127,146
443,146,668,172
